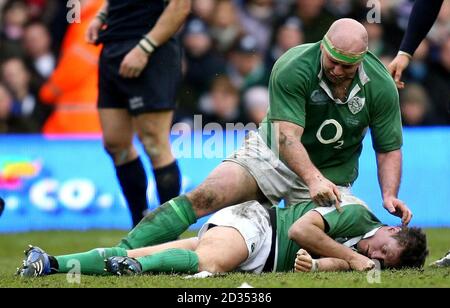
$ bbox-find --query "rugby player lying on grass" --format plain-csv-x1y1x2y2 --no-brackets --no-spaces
17,195,427,277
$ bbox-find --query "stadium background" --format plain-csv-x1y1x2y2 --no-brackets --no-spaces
0,0,449,232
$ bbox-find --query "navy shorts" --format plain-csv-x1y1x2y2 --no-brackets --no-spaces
98,38,182,115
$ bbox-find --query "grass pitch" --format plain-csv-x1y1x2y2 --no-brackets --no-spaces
0,229,449,288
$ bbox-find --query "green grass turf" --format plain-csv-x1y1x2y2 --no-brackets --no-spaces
0,229,449,288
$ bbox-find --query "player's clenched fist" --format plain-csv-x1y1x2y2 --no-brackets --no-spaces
294,249,318,272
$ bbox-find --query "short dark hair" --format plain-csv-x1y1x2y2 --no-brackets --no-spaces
392,227,428,269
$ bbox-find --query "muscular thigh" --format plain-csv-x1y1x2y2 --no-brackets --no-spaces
187,162,266,217
196,226,248,273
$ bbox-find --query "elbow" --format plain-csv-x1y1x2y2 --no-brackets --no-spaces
288,225,306,243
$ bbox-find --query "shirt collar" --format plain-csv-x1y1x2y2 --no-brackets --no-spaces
317,53,371,105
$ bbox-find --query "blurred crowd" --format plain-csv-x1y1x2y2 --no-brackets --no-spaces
0,0,449,134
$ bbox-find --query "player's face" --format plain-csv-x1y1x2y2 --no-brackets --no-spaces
364,227,403,268
321,49,360,85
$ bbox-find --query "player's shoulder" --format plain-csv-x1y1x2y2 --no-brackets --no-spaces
272,42,320,82
274,43,320,70
363,52,398,92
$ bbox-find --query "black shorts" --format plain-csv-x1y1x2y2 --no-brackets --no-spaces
98,38,182,115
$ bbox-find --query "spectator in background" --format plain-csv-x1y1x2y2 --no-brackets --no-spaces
400,83,437,127
285,0,335,43
209,0,243,53
243,86,269,126
0,83,28,132
22,21,55,79
190,0,215,24
0,0,29,59
198,75,248,128
236,0,275,53
424,35,450,124
178,18,226,117
266,16,304,69
0,57,50,131
362,20,395,58
326,0,353,18
0,83,16,132
39,0,103,134
227,35,270,93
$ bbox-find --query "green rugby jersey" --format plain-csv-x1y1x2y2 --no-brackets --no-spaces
274,201,384,272
259,42,402,185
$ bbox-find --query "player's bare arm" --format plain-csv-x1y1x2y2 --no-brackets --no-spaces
276,120,342,210
119,0,192,78
376,149,412,225
288,210,375,271
86,1,109,44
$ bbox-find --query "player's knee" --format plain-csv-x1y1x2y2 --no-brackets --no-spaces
198,258,227,274
138,133,168,160
187,186,221,214
103,142,131,164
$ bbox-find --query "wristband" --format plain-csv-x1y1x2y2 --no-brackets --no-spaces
143,35,159,49
311,259,319,272
96,11,107,24
398,51,413,60
139,38,155,55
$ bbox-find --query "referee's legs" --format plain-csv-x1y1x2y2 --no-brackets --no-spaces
134,110,181,205
100,108,149,227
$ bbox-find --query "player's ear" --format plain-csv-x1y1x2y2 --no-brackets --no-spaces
388,226,401,233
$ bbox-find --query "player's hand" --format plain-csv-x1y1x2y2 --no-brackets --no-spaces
387,54,410,89
86,17,103,44
294,249,317,272
309,176,342,212
348,253,376,272
383,196,412,226
119,46,149,78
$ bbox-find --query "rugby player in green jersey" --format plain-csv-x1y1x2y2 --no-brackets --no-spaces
18,18,417,276
79,18,411,256
18,195,427,276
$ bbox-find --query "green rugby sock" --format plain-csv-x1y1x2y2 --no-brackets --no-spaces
117,195,197,249
55,247,127,275
137,248,199,274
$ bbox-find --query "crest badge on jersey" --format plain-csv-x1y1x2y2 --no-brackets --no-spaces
348,96,365,114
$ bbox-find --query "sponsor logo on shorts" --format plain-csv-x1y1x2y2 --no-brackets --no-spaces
129,97,144,110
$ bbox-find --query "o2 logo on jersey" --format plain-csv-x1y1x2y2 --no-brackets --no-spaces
316,119,344,149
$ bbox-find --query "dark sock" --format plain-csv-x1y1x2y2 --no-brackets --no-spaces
117,195,197,249
49,256,59,274
116,157,148,227
153,160,181,204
